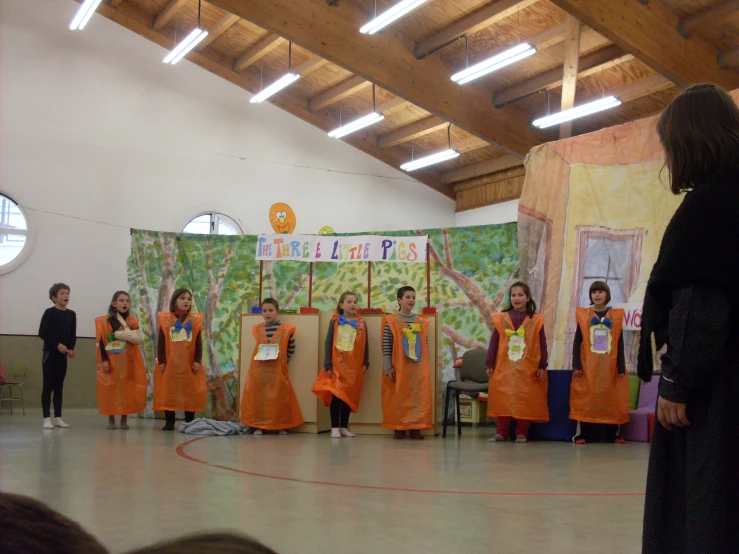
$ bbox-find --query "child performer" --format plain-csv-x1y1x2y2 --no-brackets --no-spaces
312,292,369,438
486,281,549,443
95,291,148,429
381,286,432,440
153,288,206,431
241,298,303,435
38,283,76,429
571,281,630,444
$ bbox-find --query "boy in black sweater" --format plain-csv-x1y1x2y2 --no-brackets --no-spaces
38,283,76,429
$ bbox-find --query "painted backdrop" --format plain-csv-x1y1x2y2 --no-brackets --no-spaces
127,225,519,419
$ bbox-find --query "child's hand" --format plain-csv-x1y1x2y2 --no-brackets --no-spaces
573,370,584,378
486,367,494,376
535,369,545,380
389,370,396,381
67,350,75,359
102,361,110,373
618,373,626,378
192,362,202,373
362,365,368,373
657,396,690,430
325,370,334,378
57,344,68,355
160,364,166,373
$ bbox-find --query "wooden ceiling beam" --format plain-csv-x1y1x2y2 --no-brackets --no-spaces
109,0,125,7
209,0,544,157
612,73,673,102
196,13,240,51
414,0,539,58
85,0,450,197
294,55,329,78
494,44,628,105
308,76,371,112
233,33,286,72
377,96,412,116
719,46,739,69
678,0,739,38
559,15,581,139
443,155,522,185
548,0,739,89
152,0,189,31
377,116,448,149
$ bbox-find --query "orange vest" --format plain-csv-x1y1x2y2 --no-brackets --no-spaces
487,312,549,422
312,314,367,413
153,313,207,413
94,316,147,415
381,314,433,430
240,322,303,430
570,308,631,424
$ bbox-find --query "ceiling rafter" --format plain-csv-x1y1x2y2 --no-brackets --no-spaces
559,15,581,139
308,76,371,112
233,33,285,72
377,116,448,149
109,0,125,7
442,155,522,185
678,0,739,38
196,12,240,51
152,0,189,31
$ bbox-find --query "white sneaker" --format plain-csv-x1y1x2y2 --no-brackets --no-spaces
278,430,288,435
54,418,69,428
42,418,53,429
331,428,341,438
253,429,263,435
515,435,528,443
339,428,356,438
488,434,504,442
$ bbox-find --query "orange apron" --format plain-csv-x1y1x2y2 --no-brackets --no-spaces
153,313,207,413
570,308,630,424
487,312,549,422
312,314,367,413
381,314,433,430
240,323,303,430
94,316,147,415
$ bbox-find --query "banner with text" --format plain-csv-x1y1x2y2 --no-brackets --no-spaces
612,303,643,331
255,234,428,263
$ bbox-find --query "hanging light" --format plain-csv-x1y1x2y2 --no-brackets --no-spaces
163,0,208,65
401,124,459,171
451,43,536,85
69,0,104,31
328,85,385,138
250,42,300,103
360,0,428,35
532,96,622,128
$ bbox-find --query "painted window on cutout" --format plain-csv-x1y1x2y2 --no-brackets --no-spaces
183,212,243,235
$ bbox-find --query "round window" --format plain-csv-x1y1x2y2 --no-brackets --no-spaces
0,193,32,275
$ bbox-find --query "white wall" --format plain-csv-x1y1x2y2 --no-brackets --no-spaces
455,199,519,226
0,0,455,337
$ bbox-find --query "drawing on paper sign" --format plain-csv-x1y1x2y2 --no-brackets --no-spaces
269,203,296,234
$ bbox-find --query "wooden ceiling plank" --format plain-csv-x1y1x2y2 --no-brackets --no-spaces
494,44,628,106
444,156,523,185
548,0,739,89
196,13,240,51
377,116,448,149
414,0,539,58
295,55,329,78
152,0,189,31
233,33,286,72
559,15,581,139
678,0,739,38
377,96,411,115
612,74,673,102
308,76,372,112
209,0,544,157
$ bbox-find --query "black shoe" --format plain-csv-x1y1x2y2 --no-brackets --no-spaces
393,430,406,440
162,423,175,431
409,430,424,440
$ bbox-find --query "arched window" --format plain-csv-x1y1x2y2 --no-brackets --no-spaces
183,212,243,235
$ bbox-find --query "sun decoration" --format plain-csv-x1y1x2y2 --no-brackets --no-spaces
269,202,296,234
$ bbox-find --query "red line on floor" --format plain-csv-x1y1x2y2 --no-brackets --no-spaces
175,437,646,498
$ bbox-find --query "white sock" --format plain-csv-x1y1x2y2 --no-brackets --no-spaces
54,417,69,428
42,418,53,429
339,428,355,437
278,430,288,435
331,428,341,438
253,429,263,435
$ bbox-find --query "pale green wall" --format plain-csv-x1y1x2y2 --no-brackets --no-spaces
0,335,97,411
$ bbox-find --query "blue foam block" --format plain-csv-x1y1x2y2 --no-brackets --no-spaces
530,369,577,441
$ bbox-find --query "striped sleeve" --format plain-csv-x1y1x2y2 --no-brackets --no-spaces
382,323,393,373
287,333,296,361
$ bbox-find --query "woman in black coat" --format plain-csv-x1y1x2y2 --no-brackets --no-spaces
639,83,739,553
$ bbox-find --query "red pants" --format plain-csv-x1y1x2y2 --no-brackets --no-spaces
496,416,530,438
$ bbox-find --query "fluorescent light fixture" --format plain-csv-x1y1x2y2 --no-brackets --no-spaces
532,96,622,128
250,73,301,104
401,149,459,172
163,28,209,64
360,0,428,35
70,0,104,30
452,43,536,85
328,112,385,139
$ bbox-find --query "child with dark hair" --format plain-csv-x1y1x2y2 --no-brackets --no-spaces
381,286,432,439
486,281,549,443
312,291,369,438
38,283,76,429
571,281,629,444
153,288,206,431
241,298,302,435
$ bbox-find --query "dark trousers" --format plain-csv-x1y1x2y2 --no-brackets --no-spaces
42,353,67,418
165,411,195,424
576,422,620,442
330,396,351,428
496,416,531,438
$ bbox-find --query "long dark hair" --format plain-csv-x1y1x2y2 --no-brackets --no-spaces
169,288,192,313
336,291,359,315
657,83,739,194
502,281,537,317
107,291,130,321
